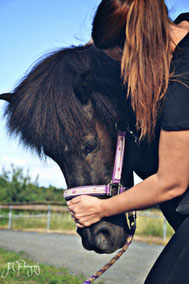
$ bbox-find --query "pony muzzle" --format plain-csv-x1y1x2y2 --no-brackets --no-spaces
77,215,128,254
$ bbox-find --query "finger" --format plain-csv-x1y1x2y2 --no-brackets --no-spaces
75,215,96,227
71,215,76,222
67,207,75,215
67,204,78,213
75,220,92,228
75,223,84,228
67,196,81,206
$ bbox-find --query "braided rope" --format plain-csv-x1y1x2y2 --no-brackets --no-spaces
82,214,136,284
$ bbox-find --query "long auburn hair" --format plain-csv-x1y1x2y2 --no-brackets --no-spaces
92,0,173,140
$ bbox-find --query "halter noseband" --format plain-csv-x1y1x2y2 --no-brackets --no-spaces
64,129,128,200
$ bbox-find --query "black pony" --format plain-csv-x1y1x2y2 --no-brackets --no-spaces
0,44,137,253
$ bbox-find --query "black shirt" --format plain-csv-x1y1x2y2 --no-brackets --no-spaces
161,33,189,131
158,14,189,228
125,13,189,230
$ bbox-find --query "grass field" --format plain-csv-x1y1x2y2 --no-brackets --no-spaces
0,210,76,231
0,209,172,283
0,248,104,284
0,209,174,241
136,210,174,239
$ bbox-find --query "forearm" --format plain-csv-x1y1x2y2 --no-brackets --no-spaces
102,173,185,217
68,130,189,228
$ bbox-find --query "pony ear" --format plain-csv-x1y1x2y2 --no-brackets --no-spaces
0,93,13,103
73,70,93,104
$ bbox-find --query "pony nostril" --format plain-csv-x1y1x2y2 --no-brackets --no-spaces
96,230,109,247
94,228,114,253
78,215,128,254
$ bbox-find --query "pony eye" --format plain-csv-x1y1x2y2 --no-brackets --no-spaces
84,137,98,155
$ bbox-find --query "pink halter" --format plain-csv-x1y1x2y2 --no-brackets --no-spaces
64,128,137,284
64,130,128,200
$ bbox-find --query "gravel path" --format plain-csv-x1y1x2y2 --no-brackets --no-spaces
0,230,164,284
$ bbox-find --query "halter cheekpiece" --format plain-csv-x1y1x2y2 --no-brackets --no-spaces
64,129,128,200
63,125,136,284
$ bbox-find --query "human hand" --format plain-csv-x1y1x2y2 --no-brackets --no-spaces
67,195,104,228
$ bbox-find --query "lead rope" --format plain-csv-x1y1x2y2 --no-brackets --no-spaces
82,212,137,284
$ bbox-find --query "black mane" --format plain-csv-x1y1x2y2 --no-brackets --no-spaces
4,44,125,157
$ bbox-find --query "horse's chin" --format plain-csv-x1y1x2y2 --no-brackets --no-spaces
77,214,129,254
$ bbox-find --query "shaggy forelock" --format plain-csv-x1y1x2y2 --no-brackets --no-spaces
4,45,123,157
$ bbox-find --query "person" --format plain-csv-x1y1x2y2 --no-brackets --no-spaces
67,1,189,283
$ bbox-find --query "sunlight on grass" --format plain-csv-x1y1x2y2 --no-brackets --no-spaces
0,211,76,231
136,210,174,239
0,209,175,241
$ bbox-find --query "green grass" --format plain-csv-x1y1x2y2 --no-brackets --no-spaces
0,247,84,284
0,248,104,284
0,209,174,240
136,210,174,239
0,211,76,231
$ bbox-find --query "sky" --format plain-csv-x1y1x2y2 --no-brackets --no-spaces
0,0,188,189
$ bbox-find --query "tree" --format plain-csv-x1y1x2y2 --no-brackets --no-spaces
0,165,64,204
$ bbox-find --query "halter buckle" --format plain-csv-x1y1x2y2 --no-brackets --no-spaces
108,182,124,197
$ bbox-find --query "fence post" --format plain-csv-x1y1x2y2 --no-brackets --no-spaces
47,205,51,231
8,205,13,230
163,217,167,240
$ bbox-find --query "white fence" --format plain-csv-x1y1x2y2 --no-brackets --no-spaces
0,205,168,240
137,210,168,240
0,204,67,231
